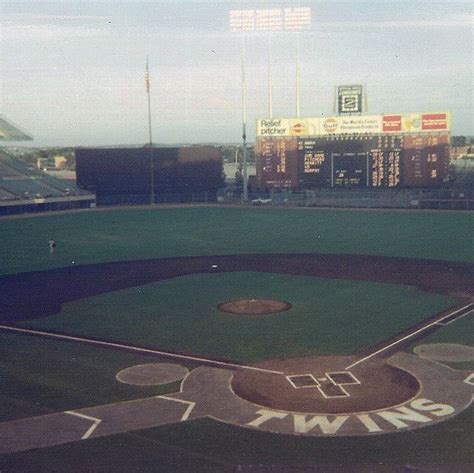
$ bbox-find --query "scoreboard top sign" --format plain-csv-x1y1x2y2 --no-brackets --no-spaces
338,85,363,96
337,85,363,115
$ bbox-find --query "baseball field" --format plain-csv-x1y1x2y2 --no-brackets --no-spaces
0,206,473,472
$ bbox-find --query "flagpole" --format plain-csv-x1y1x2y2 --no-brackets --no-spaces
145,56,154,204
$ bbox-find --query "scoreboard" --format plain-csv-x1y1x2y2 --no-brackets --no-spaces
370,135,402,188
401,134,449,187
256,137,298,189
297,139,331,188
332,153,368,187
255,133,449,190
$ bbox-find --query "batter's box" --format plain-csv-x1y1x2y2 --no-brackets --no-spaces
326,371,361,385
318,381,349,399
287,374,320,389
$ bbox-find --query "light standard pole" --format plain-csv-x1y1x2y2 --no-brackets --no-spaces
145,56,154,204
295,32,301,118
240,35,248,202
267,34,273,119
229,7,311,200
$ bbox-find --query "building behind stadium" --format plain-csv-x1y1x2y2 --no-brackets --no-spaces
75,146,224,205
255,112,450,190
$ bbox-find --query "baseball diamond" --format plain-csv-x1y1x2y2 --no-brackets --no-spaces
0,252,473,452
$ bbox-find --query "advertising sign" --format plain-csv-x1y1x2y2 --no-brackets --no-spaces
381,112,450,133
422,113,449,130
337,85,363,115
401,114,423,133
257,112,450,138
320,115,382,135
383,115,402,133
257,118,320,137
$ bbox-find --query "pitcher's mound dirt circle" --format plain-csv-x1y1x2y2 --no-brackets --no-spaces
217,299,292,315
116,363,188,386
232,356,420,414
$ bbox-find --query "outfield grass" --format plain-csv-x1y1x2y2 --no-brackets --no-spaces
20,272,456,362
0,207,472,276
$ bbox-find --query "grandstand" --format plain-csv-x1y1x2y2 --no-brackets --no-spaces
0,115,33,141
0,149,95,214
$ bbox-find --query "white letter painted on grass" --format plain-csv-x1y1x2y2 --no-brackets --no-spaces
410,398,455,417
293,415,348,434
376,407,431,429
356,414,383,433
247,409,287,427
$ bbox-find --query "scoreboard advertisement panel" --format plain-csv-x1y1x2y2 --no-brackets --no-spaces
382,113,451,133
257,118,320,137
256,112,450,138
320,115,382,135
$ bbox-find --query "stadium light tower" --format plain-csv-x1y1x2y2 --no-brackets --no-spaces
145,56,155,204
229,7,311,199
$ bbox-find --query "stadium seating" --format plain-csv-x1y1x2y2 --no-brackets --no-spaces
0,150,87,201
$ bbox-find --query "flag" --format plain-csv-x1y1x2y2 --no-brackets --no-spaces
145,57,150,93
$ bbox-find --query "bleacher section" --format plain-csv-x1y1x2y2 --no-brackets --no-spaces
0,149,95,214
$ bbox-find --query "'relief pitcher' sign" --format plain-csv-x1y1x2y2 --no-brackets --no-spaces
257,118,320,137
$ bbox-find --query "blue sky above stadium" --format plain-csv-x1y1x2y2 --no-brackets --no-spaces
1,1,472,146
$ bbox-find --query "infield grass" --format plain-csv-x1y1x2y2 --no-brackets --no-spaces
20,272,456,362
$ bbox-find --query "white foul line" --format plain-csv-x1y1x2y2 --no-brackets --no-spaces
345,302,474,370
435,308,474,326
65,411,102,439
0,324,283,375
159,396,196,421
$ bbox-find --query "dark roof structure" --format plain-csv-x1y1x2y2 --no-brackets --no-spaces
0,115,33,141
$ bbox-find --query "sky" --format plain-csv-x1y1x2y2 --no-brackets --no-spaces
0,0,472,146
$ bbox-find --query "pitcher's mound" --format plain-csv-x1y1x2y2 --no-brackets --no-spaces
217,299,291,315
